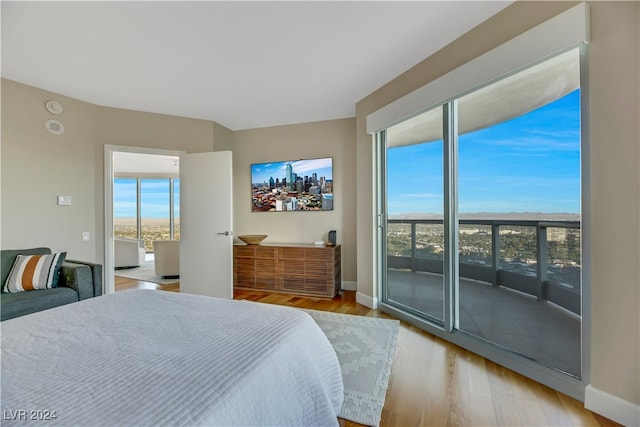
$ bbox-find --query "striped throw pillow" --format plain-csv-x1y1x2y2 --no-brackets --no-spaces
3,252,67,293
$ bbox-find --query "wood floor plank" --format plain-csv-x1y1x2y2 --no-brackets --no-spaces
114,279,623,427
468,394,499,426
534,382,578,426
465,351,493,400
557,392,602,427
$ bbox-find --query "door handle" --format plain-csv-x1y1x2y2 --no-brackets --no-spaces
217,231,231,236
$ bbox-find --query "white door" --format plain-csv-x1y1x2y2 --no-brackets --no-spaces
179,151,233,299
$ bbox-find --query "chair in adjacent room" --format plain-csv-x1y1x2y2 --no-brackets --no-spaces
153,240,179,279
114,238,146,269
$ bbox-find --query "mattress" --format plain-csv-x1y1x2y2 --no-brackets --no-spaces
1,290,344,426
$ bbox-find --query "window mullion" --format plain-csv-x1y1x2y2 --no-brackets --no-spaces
443,101,459,332
170,178,175,240
136,178,142,240
376,131,388,305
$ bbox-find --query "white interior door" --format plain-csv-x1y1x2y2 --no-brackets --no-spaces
179,151,233,299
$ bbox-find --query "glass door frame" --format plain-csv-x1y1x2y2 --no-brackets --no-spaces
375,45,591,402
442,101,458,333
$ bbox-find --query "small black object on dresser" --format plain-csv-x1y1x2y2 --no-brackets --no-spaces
328,230,337,246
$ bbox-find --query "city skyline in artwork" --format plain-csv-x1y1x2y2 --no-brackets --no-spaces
251,157,333,212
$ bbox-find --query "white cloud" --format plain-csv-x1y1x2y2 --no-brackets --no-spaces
291,158,332,174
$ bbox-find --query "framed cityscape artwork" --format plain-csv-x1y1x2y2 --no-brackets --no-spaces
251,157,333,212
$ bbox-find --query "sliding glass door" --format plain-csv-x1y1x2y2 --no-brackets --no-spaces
384,106,444,324
456,51,582,376
380,48,583,378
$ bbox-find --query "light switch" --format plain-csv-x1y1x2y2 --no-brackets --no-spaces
57,195,72,206
82,232,90,241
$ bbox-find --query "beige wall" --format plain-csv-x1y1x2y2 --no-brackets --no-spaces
1,79,216,263
1,79,98,259
587,1,640,407
231,118,357,283
356,0,639,410
212,122,235,151
95,106,214,153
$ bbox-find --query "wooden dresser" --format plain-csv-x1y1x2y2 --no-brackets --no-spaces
233,243,341,299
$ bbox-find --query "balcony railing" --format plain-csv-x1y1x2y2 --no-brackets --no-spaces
387,219,581,315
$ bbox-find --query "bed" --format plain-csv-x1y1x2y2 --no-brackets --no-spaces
1,290,344,426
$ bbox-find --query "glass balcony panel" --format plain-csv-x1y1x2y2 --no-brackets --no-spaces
459,223,492,268
499,225,537,277
386,222,412,259
415,222,444,262
547,226,581,292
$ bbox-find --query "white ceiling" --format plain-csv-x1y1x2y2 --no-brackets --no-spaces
1,1,512,131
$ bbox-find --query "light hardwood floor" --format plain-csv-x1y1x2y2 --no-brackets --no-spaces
114,277,620,427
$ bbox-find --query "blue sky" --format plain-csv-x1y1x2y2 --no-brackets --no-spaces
114,178,179,218
387,89,581,215
251,157,333,185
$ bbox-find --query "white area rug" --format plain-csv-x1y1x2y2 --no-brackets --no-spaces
304,309,399,427
114,261,178,285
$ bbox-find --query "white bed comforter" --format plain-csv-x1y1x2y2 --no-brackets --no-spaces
1,290,343,426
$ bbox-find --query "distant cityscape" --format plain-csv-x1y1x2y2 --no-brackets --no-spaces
387,212,581,290
251,160,333,212
114,217,179,252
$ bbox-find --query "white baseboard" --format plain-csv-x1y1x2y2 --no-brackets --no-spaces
356,291,378,309
341,281,357,291
584,384,640,427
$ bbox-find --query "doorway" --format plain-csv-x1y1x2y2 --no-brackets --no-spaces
104,145,185,294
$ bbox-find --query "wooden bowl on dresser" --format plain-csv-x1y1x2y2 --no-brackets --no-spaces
238,235,268,245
